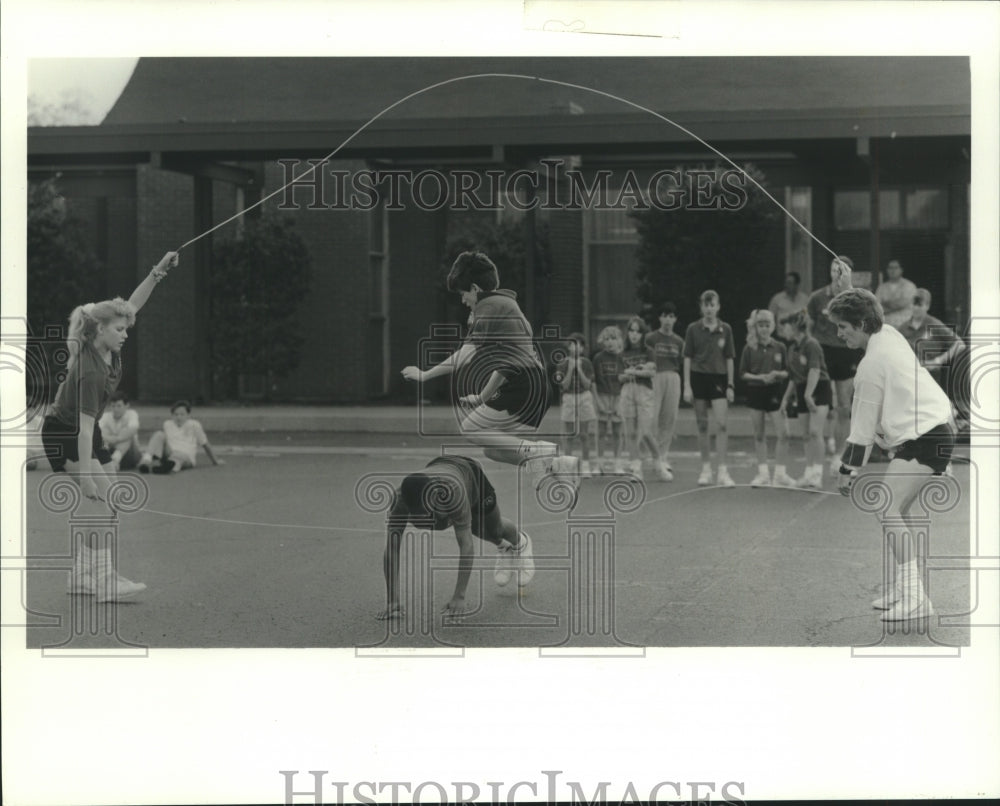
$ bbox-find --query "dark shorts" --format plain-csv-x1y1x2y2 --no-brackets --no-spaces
426,455,498,535
821,343,863,382
690,372,728,401
486,364,550,429
795,380,833,412
746,383,784,413
893,422,956,474
41,415,113,472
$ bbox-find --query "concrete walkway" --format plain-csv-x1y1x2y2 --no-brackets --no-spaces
130,402,810,438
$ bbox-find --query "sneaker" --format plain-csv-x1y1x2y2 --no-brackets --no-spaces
628,459,644,481
795,470,820,489
697,467,713,486
95,572,147,603
871,583,901,610
67,570,96,596
493,543,515,587
655,461,674,482
521,441,558,473
152,459,176,475
138,459,152,474
772,471,797,488
717,468,736,488
881,592,935,622
750,469,771,487
513,532,535,587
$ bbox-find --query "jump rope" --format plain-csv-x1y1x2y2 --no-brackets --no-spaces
143,72,849,531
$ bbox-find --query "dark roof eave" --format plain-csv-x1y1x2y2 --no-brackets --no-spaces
28,107,971,161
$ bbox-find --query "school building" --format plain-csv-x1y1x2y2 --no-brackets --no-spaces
27,57,971,403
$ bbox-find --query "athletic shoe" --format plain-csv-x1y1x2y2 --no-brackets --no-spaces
717,468,736,488
795,470,820,489
95,573,147,603
655,461,674,482
872,582,901,610
697,467,713,486
881,592,935,621
67,570,96,596
628,459,644,481
493,543,515,587
138,460,151,474
750,469,771,487
152,459,176,475
521,441,558,474
513,532,535,587
772,471,797,488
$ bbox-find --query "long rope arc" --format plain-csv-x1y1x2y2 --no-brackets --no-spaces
175,72,839,261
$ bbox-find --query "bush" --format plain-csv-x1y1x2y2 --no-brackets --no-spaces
210,214,312,399
26,176,104,401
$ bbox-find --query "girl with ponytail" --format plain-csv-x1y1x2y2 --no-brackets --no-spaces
41,251,178,602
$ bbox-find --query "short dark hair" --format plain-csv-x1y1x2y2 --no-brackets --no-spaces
834,255,854,270
779,309,811,333
170,399,192,414
109,391,129,405
446,251,500,293
658,302,677,316
786,272,801,284
699,289,719,305
400,472,464,518
827,288,884,334
914,288,932,307
566,331,587,349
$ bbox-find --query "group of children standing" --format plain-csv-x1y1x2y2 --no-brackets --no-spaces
554,288,840,488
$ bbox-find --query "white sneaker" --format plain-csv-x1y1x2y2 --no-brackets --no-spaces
655,461,674,482
717,468,736,488
697,467,713,486
95,572,147,603
881,592,935,621
513,532,535,587
494,543,515,587
750,469,771,487
796,469,820,489
872,582,901,610
628,459,644,481
521,440,558,473
772,471,797,488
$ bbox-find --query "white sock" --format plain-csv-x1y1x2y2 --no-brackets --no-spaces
776,464,787,476
758,463,768,474
702,462,712,473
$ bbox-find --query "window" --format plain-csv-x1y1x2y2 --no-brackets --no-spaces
834,187,948,231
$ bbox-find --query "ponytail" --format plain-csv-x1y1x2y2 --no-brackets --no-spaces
64,297,136,371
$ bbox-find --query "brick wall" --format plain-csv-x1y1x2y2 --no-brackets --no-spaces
134,165,199,401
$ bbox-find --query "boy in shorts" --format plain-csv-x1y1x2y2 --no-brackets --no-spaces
683,290,736,487
555,332,597,474
376,454,535,621
138,400,224,473
401,251,557,471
